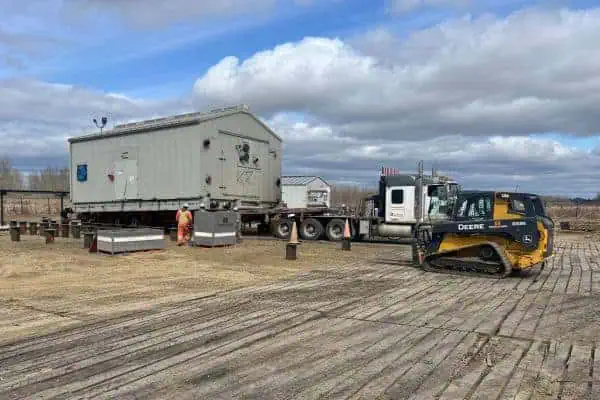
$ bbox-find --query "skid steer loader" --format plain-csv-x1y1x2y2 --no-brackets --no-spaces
415,190,554,278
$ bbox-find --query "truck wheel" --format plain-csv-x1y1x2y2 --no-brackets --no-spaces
300,218,323,240
272,218,293,239
325,219,346,241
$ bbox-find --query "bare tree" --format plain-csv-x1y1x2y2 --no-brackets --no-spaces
0,158,24,189
331,185,376,209
28,167,69,191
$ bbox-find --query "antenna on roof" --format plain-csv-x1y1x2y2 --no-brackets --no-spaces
93,116,108,133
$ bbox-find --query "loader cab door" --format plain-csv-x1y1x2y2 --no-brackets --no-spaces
385,186,415,223
454,192,494,221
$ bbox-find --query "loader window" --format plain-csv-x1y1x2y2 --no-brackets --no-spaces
391,189,404,204
530,197,547,217
455,194,493,220
510,199,526,214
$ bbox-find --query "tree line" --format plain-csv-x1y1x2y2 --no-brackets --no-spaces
0,158,69,191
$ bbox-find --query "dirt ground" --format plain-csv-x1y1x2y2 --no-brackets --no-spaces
0,232,389,344
0,231,599,399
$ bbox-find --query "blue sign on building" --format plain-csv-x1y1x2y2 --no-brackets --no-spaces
77,164,88,182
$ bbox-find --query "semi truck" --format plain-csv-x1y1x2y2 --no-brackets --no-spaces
244,163,461,241
67,105,460,241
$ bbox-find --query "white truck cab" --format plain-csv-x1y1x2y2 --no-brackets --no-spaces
375,173,460,238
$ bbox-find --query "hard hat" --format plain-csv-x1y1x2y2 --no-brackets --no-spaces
182,203,189,208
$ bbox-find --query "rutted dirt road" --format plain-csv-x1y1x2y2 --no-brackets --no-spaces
0,235,599,399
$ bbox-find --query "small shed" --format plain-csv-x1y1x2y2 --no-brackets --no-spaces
281,176,331,209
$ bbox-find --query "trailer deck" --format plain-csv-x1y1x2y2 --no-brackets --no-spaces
0,233,599,398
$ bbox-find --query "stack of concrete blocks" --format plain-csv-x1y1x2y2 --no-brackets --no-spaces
96,228,165,255
192,211,238,247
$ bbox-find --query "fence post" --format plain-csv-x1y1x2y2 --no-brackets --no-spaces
0,190,4,227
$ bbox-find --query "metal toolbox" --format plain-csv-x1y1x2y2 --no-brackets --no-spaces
96,228,165,254
193,211,238,247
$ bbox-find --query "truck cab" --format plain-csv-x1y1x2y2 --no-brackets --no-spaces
371,174,460,238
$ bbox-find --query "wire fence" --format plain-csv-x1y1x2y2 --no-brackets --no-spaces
2,197,70,220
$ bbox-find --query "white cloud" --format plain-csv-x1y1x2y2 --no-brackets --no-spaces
0,78,190,167
268,113,600,196
194,7,600,141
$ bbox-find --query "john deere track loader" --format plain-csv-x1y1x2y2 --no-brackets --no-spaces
415,191,554,278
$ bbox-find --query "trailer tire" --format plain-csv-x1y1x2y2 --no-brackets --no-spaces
325,219,346,241
128,215,139,227
272,218,293,239
299,218,323,241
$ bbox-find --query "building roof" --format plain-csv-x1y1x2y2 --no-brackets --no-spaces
68,105,283,143
281,176,330,186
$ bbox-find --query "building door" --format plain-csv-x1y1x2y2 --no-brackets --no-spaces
218,131,263,200
113,159,139,200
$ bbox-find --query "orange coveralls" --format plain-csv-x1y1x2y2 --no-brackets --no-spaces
176,209,193,245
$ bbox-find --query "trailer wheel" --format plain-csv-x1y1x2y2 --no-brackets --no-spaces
272,218,293,239
128,215,139,227
300,218,323,241
325,219,346,241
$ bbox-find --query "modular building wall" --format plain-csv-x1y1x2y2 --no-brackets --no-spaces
69,108,283,213
281,176,331,209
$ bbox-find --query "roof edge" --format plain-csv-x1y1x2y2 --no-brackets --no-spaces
244,111,283,143
67,106,284,144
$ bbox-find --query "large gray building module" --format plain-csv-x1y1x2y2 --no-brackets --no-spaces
68,105,282,225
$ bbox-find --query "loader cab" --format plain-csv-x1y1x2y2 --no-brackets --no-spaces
452,191,551,221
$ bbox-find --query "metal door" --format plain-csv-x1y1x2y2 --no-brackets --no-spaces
113,159,139,200
218,131,263,199
385,186,415,223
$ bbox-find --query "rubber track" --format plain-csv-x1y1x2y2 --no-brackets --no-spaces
421,241,513,279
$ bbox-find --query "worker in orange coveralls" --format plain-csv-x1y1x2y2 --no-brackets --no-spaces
175,204,193,246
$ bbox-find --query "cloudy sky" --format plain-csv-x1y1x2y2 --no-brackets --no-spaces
1,0,599,197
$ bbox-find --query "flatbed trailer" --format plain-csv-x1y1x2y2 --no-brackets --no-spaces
240,206,371,241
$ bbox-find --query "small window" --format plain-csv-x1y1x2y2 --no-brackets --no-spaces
511,199,526,213
391,189,404,204
456,194,492,219
428,185,440,197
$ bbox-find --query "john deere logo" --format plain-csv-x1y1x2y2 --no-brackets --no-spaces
458,223,484,230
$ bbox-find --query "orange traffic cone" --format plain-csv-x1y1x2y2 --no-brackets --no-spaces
286,220,299,260
289,220,299,245
342,219,351,251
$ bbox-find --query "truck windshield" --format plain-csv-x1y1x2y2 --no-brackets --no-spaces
428,185,448,218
